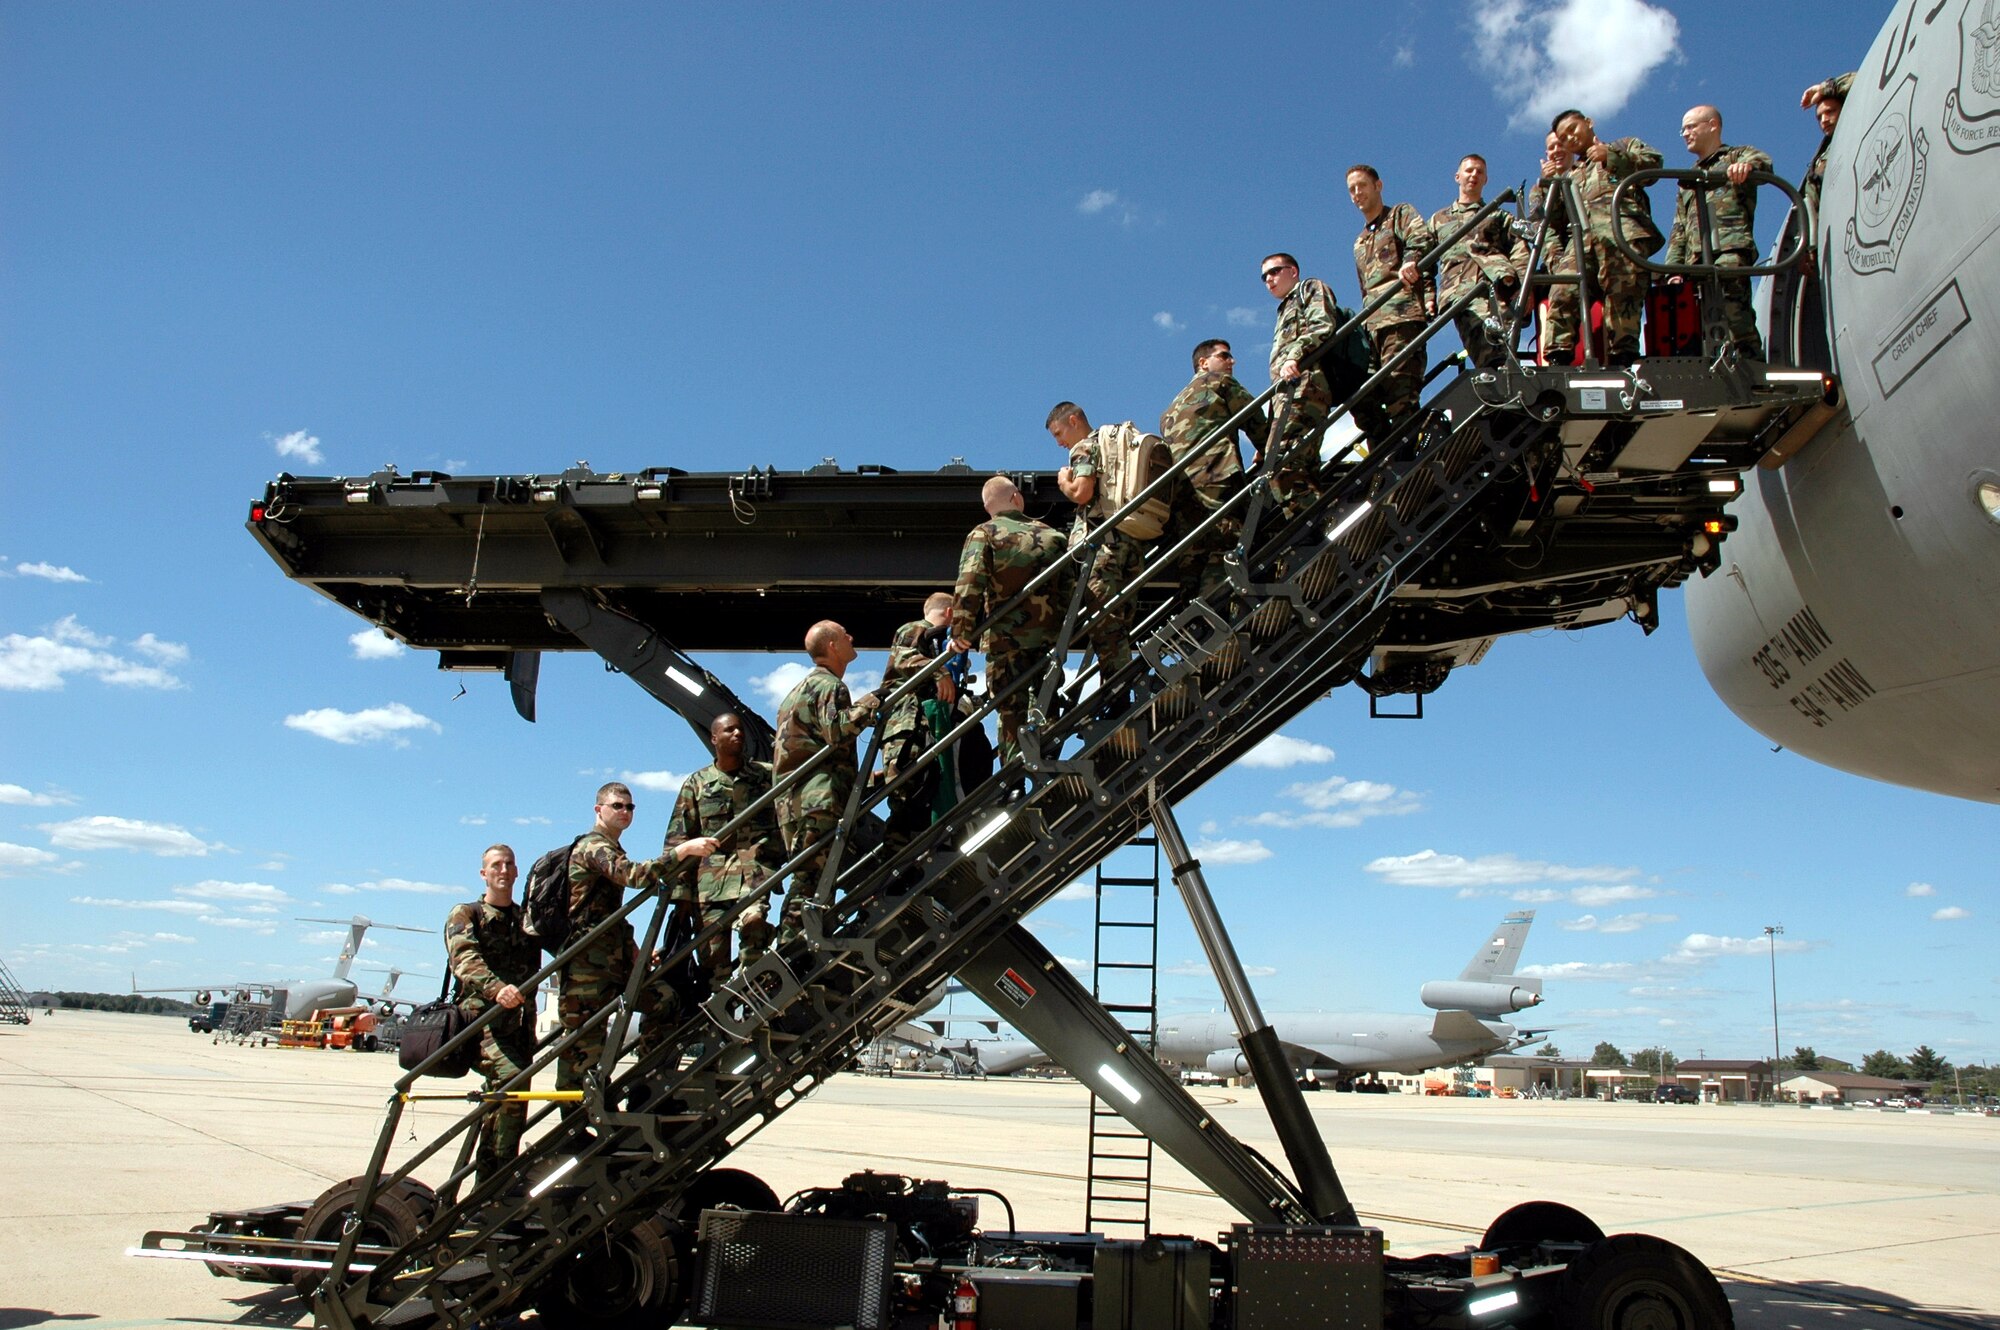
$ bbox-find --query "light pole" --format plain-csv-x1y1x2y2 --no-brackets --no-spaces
1764,924,1785,1102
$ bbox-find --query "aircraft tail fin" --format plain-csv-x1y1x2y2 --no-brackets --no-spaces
1458,910,1535,982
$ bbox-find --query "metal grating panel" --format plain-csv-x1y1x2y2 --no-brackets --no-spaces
692,1209,895,1330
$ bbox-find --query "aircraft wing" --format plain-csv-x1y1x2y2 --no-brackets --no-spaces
1430,1010,1496,1044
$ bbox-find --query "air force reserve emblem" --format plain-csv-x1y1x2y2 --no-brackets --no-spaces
1943,0,2000,152
1845,75,1929,276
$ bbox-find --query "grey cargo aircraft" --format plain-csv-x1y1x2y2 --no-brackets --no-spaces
1685,3,2000,804
960,911,1545,1084
133,915,434,1021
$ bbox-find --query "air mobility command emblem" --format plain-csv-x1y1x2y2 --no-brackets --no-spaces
1943,0,2000,152
1845,76,1928,275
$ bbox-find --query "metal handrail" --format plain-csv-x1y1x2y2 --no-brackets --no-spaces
1610,167,1812,279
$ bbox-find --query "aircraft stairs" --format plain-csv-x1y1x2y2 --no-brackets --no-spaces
1084,833,1162,1237
0,957,33,1025
145,177,1834,1329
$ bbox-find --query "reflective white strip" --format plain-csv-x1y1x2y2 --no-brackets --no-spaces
125,1247,378,1273
730,1053,757,1074
1707,479,1739,493
1764,370,1825,382
664,666,704,696
1097,1063,1143,1104
1328,501,1372,541
528,1155,580,1198
961,812,1011,854
1568,378,1627,389
1469,1288,1520,1315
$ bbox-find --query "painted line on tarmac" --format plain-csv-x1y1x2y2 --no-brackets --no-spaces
1642,1192,1988,1224
1721,1269,2000,1330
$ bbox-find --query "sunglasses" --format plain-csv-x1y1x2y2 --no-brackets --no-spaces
1261,267,1291,281
600,801,636,812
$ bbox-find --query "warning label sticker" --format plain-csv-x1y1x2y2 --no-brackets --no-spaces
995,967,1037,1009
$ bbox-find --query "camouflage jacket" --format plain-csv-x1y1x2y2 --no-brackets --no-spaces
665,760,783,904
567,829,687,942
1160,371,1262,503
1554,137,1665,251
1270,276,1343,390
1665,144,1774,264
1428,199,1531,306
774,665,873,821
1354,202,1437,331
445,898,540,1008
951,510,1070,651
880,617,945,749
1801,74,1854,216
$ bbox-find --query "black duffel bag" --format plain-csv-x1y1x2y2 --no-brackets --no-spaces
398,975,476,1078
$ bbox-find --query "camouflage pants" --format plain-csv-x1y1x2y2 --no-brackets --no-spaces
1447,283,1517,367
778,805,841,933
1081,530,1144,676
555,934,678,1092
468,1002,535,1181
1547,236,1645,359
1706,251,1763,359
697,897,771,980
1265,372,1333,519
985,642,1054,762
1351,321,1425,444
1164,491,1240,606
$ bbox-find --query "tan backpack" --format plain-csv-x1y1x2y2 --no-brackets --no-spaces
1090,422,1172,540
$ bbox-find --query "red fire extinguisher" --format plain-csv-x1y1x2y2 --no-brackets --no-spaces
945,1274,976,1329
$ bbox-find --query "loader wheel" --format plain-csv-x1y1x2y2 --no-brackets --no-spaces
1556,1233,1733,1330
291,1175,435,1297
1483,1199,1606,1251
668,1166,781,1221
532,1217,683,1330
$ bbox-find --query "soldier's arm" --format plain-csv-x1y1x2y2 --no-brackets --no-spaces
1226,381,1269,448
1609,137,1664,175
1401,204,1437,264
1803,72,1855,107
1664,190,1693,266
950,531,987,648
662,776,703,895
1295,280,1338,363
573,836,685,901
444,906,503,1001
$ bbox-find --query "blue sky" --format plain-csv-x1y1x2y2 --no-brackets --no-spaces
4,1,1988,1068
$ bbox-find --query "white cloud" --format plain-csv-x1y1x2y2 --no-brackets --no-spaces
70,896,217,915
1240,734,1335,768
1225,307,1263,328
1152,311,1185,332
1467,0,1680,130
284,702,440,746
1668,932,1809,962
131,633,190,665
460,814,489,826
1932,906,1971,922
1052,878,1095,903
148,932,196,944
0,615,185,691
624,770,686,793
271,429,324,465
1246,773,1423,830
202,916,278,934
1568,884,1659,906
1905,882,1936,898
849,668,883,694
750,662,812,710
41,815,217,857
1559,911,1677,934
173,879,288,904
1077,189,1118,215
1365,849,1639,889
324,877,458,896
1392,42,1417,68
1190,837,1272,865
349,629,404,661
1166,960,1277,978
511,815,552,826
1517,960,1636,981
14,561,89,584
0,783,72,807
0,842,63,875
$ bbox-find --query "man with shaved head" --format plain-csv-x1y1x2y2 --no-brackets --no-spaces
773,622,880,934
1666,104,1772,359
951,475,1070,763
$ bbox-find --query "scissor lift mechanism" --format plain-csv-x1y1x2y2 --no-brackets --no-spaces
139,174,1832,1330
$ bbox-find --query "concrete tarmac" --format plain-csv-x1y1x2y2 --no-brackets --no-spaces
3,1012,1996,1328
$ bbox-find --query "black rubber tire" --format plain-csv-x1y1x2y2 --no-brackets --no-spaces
532,1217,682,1330
1556,1233,1734,1330
291,1175,435,1297
668,1166,781,1222
1483,1199,1608,1251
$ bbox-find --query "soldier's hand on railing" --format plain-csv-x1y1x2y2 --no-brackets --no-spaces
1399,260,1421,290
672,836,721,862
1278,359,1301,381
1725,160,1755,185
494,983,524,1010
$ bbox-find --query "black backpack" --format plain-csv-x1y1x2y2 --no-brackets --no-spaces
397,974,475,1078
522,836,585,953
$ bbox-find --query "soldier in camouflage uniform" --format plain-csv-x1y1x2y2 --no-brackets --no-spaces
773,622,880,931
666,714,783,984
1348,165,1438,437
1666,105,1773,359
1159,339,1265,603
1050,402,1146,681
557,783,718,1093
951,475,1071,763
1544,110,1664,364
1261,253,1345,519
878,593,959,842
1799,74,1853,240
1429,155,1531,367
445,844,540,1181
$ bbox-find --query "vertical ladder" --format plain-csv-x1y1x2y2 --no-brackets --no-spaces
1085,832,1160,1236
0,957,34,1024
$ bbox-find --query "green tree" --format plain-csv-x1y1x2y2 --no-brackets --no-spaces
1630,1047,1678,1076
1791,1045,1822,1071
1907,1045,1949,1082
1591,1041,1628,1067
1861,1049,1909,1079
1534,1041,1562,1058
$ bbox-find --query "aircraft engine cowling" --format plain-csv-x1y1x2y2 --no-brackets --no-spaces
1205,1050,1249,1078
1419,981,1542,1014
